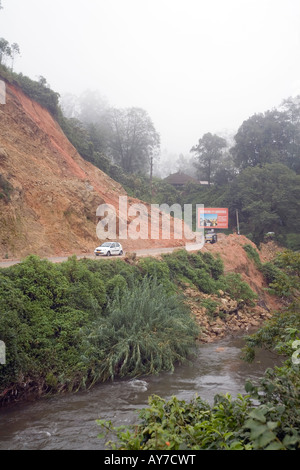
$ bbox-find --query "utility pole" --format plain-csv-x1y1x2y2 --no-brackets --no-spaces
150,155,154,203
236,209,240,235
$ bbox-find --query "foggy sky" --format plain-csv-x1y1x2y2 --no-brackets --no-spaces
1,0,300,155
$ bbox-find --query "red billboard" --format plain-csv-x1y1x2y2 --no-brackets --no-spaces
198,208,228,229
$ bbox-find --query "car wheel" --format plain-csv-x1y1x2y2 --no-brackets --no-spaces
106,251,111,256
119,250,123,255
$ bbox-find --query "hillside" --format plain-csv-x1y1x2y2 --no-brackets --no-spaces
0,82,286,316
0,83,187,259
193,234,284,341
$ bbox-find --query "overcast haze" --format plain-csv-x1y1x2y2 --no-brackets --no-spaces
1,0,300,155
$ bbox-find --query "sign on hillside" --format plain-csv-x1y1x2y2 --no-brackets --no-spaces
198,208,228,229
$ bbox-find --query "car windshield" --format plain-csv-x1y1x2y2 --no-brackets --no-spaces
101,242,112,247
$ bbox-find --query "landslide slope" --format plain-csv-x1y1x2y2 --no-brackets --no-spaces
185,235,284,342
0,83,186,259
203,233,280,309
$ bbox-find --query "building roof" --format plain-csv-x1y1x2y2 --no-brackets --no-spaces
164,171,199,186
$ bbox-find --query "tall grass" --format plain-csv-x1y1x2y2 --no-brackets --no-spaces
82,277,200,382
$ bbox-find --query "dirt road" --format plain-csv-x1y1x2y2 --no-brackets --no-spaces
0,244,203,268
0,236,228,268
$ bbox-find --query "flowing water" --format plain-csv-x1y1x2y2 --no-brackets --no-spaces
0,334,279,450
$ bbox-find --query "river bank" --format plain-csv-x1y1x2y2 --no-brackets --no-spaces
185,286,274,343
0,238,283,408
0,333,280,450
0,306,272,409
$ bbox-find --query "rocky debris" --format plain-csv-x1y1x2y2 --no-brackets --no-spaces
183,286,273,343
203,234,282,314
259,240,284,263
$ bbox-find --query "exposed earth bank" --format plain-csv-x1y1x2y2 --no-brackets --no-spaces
186,235,283,342
0,83,188,259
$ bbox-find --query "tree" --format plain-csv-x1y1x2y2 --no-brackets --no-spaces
0,38,10,65
225,163,300,244
10,43,20,71
279,96,300,173
190,132,227,186
175,153,195,177
107,107,160,175
231,110,299,171
0,38,20,69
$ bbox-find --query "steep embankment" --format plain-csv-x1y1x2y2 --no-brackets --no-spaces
187,235,283,342
0,83,187,259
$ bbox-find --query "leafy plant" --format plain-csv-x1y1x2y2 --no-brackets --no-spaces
243,244,262,269
97,393,252,450
201,298,218,318
81,277,199,382
217,273,257,305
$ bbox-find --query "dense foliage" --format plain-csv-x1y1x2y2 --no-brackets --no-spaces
0,248,260,403
95,250,300,450
98,306,300,450
242,249,300,361
80,277,199,383
0,249,255,403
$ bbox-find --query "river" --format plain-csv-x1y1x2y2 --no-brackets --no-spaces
0,333,278,450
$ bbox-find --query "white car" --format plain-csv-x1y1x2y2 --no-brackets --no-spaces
94,242,123,256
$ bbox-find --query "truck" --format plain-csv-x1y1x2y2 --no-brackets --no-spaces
205,229,218,244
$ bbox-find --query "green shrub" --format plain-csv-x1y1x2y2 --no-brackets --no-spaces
201,298,219,318
201,252,224,279
261,262,282,285
0,274,90,394
242,301,300,363
274,250,300,278
81,277,199,382
0,256,107,397
218,273,257,305
138,257,173,292
97,393,253,450
105,274,128,300
0,250,260,403
59,255,106,315
162,250,224,293
285,233,300,251
243,244,262,269
192,268,216,294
